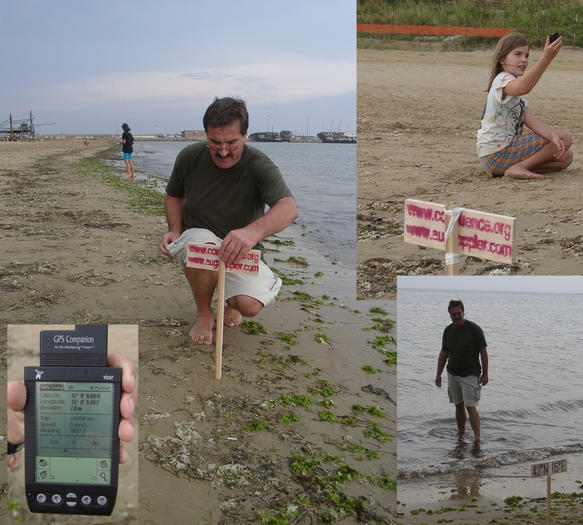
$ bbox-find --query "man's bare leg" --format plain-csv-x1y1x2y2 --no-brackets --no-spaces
184,267,218,344
225,295,263,327
455,403,466,435
466,406,481,442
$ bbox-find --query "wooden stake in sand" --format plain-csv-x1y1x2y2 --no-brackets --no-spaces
404,198,516,274
531,458,567,525
186,243,260,380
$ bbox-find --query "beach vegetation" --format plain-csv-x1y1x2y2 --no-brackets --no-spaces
243,418,270,432
73,157,165,215
358,0,583,49
315,332,329,344
318,410,339,422
276,332,297,346
292,290,312,302
369,306,388,315
361,364,378,374
378,474,397,491
281,412,300,424
279,393,312,409
240,320,266,335
287,256,308,266
309,379,339,398
318,398,335,409
314,271,324,277
322,294,330,300
504,495,524,507
364,420,392,443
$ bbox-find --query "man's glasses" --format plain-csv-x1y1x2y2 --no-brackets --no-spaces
206,138,243,153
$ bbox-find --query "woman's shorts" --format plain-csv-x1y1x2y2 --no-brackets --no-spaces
479,133,546,176
447,373,481,407
168,228,282,307
123,152,133,160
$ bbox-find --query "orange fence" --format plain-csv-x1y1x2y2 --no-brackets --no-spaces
357,23,514,38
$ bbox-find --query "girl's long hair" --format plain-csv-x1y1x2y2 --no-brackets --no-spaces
487,33,529,91
122,123,131,132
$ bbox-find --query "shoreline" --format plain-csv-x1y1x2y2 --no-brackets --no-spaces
397,452,583,524
0,139,397,524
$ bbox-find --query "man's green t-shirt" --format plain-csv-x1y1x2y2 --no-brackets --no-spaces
441,320,487,377
165,143,293,246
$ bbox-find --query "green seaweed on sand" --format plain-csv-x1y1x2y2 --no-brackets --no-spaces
315,332,329,344
369,306,388,315
241,320,266,335
243,418,271,432
73,157,165,215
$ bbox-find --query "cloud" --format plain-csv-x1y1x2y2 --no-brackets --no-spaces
47,57,355,109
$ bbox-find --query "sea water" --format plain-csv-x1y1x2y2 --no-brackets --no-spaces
397,288,583,479
118,141,356,268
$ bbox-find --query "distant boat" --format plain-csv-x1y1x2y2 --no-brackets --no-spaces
317,131,356,144
248,132,280,142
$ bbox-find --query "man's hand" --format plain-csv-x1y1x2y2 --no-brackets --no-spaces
480,373,489,386
7,351,137,468
435,375,442,388
219,226,260,266
159,231,180,257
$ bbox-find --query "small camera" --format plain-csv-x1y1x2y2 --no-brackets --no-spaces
549,32,561,43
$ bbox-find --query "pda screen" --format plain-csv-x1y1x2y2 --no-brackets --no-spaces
35,382,114,485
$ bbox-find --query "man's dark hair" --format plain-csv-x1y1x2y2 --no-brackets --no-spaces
448,299,464,313
203,97,249,135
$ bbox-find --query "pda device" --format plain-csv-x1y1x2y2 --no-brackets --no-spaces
24,325,121,515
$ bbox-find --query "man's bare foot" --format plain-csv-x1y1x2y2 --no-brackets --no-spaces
504,167,544,179
189,313,214,345
224,305,243,327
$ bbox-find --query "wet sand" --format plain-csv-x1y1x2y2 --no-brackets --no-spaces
358,45,583,299
0,140,396,524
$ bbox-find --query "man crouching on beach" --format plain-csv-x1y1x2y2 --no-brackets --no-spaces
435,300,489,442
159,97,298,345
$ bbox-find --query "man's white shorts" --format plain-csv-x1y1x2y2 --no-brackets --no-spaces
447,373,481,407
167,228,282,307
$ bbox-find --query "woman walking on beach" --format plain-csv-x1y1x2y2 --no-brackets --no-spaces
121,123,135,179
477,32,573,180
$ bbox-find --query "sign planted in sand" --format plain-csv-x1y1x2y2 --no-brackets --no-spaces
186,243,260,275
404,198,515,264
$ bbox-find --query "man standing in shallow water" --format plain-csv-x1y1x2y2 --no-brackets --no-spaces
435,300,489,442
159,97,298,345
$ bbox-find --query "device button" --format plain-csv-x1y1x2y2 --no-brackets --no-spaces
52,494,62,504
81,495,92,505
66,501,77,508
36,493,47,504
97,495,108,506
66,492,77,500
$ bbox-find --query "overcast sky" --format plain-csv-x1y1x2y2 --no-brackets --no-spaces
2,0,355,135
398,276,583,294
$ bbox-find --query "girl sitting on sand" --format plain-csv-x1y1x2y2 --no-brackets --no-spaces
477,32,573,179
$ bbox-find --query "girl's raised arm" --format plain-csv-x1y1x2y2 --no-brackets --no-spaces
503,36,562,97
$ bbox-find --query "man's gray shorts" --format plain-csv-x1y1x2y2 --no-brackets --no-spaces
447,373,481,407
166,228,282,306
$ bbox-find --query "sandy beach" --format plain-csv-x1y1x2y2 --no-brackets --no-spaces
357,45,583,299
0,140,396,524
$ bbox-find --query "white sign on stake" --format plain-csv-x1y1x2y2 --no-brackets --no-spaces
403,199,516,269
530,458,567,525
186,243,260,275
186,242,260,380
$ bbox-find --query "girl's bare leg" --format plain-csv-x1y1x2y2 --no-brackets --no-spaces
505,130,573,179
